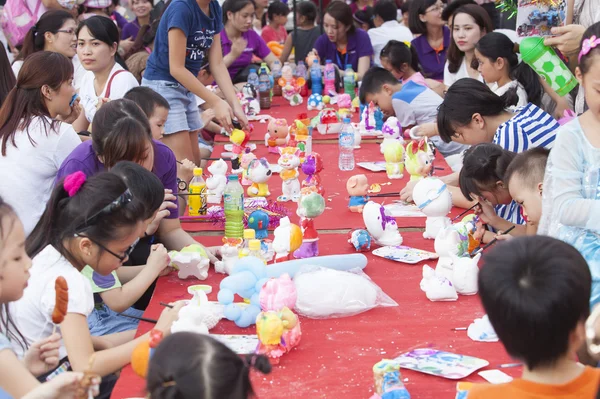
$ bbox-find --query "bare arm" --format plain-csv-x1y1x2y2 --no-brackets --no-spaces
356,56,371,81
157,218,197,251
279,34,293,63
115,265,144,284
100,271,157,313
263,52,278,68
0,349,40,398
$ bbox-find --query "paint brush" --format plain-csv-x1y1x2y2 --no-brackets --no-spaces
160,302,174,308
117,313,157,324
470,226,516,257
452,203,480,222
369,192,399,198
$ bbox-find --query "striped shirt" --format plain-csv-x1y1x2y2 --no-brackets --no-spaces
493,103,559,225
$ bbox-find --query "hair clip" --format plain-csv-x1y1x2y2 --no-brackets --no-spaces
162,381,176,388
403,41,411,49
63,171,87,197
579,35,600,63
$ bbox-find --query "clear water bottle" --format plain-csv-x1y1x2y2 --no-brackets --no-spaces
343,64,355,99
248,68,259,90
324,59,336,95
224,174,244,239
339,117,355,171
296,61,308,96
258,67,271,109
310,60,322,95
272,60,282,96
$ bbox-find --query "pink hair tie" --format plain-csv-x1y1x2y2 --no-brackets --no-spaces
63,171,87,197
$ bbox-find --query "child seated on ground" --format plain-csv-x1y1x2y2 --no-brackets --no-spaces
279,1,320,64
359,67,467,163
146,332,272,398
468,235,600,398
261,1,289,44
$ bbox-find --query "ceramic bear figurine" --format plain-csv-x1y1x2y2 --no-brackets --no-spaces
277,147,301,202
383,140,404,179
412,177,452,239
206,159,228,204
405,139,433,182
246,158,272,197
380,116,403,154
265,118,290,153
451,253,480,295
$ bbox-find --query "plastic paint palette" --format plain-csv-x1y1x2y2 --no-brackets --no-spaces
394,349,489,379
372,246,438,264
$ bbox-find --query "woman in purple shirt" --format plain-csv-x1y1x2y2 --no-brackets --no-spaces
121,0,154,40
313,1,373,80
409,0,450,81
221,0,278,83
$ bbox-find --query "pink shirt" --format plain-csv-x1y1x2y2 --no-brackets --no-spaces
403,72,427,86
261,25,288,44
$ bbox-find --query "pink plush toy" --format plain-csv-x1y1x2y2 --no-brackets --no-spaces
259,273,297,311
337,93,352,109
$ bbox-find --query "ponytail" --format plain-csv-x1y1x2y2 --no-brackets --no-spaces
16,10,75,62
380,40,421,75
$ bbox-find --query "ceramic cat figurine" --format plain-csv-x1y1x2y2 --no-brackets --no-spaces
277,147,301,202
412,177,452,239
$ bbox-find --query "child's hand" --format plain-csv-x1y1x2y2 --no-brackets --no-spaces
147,244,171,275
232,103,249,130
399,180,418,203
155,301,186,335
201,109,216,128
24,333,61,377
95,97,110,112
413,122,437,138
145,190,177,236
178,159,196,187
211,98,234,132
495,231,514,242
474,199,499,227
231,36,248,57
23,372,100,399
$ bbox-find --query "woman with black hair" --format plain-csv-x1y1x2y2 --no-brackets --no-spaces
409,0,449,80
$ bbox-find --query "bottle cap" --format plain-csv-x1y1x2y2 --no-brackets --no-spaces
249,239,261,251
343,117,351,123
326,59,332,64
346,64,352,69
250,68,256,73
227,174,239,181
243,229,256,239
193,167,203,177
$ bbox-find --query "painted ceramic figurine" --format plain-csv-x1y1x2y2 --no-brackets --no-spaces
230,128,251,172
405,139,433,182
272,217,303,262
337,93,352,109
294,189,325,259
307,93,324,111
363,201,403,246
380,116,403,154
420,265,458,302
348,229,372,252
246,158,272,197
359,101,377,135
291,119,309,141
168,244,210,280
301,152,324,196
215,237,243,274
277,147,301,202
434,215,479,280
248,209,270,240
241,83,260,116
206,159,228,204
279,65,305,106
346,174,370,213
265,118,289,153
240,150,257,186
256,307,302,364
383,141,404,180
412,177,452,239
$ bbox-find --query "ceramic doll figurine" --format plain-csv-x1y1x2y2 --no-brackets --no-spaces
277,147,302,202
293,189,326,259
206,159,228,204
348,229,372,252
248,209,270,240
433,216,478,280
291,119,309,142
230,128,251,172
307,93,324,111
240,150,257,186
279,65,305,106
405,139,433,182
451,253,480,295
168,244,211,280
359,102,377,135
362,201,403,246
241,83,260,116
420,265,458,302
265,118,290,154
255,307,301,364
383,141,404,180
301,152,324,196
346,174,370,213
246,158,272,197
272,217,303,262
215,237,243,274
380,116,403,154
412,177,452,239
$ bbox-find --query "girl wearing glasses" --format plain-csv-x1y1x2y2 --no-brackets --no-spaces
409,0,449,81
8,171,184,398
12,10,87,92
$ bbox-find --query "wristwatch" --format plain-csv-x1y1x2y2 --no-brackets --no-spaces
177,178,187,192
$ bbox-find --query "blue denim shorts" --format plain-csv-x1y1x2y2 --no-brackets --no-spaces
88,304,143,336
142,78,202,135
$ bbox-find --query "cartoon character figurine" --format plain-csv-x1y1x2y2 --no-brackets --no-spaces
300,152,324,196
278,65,305,106
255,307,301,364
215,237,243,275
168,244,210,280
277,147,301,202
346,174,370,213
241,83,260,116
383,141,405,179
293,189,325,259
337,93,352,110
348,229,372,252
272,217,303,262
230,128,251,172
248,209,270,240
307,93,324,111
363,201,403,246
359,101,377,134
380,116,403,154
240,150,257,186
265,118,289,153
405,139,433,182
291,119,309,141
246,158,272,197
434,215,478,280
413,177,452,240
206,159,228,204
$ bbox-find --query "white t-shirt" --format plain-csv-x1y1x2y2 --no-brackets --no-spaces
12,57,87,92
9,245,94,359
443,58,483,87
491,80,528,109
11,60,22,78
368,21,413,66
80,63,139,123
0,117,80,236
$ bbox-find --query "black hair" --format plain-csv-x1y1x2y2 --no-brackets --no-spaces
297,1,317,23
91,98,153,169
353,6,375,30
77,16,128,70
400,0,411,15
267,1,289,21
325,1,356,35
475,32,543,106
124,87,170,118
223,0,256,24
579,21,600,75
380,40,421,75
505,147,549,189
408,0,438,35
447,4,492,74
110,161,164,220
16,10,75,62
373,0,398,23
146,332,272,399
459,143,517,201
437,78,518,143
27,172,145,262
441,0,475,21
480,236,591,370
359,66,400,103
0,44,15,109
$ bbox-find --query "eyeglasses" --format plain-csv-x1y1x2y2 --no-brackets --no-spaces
79,235,140,262
425,4,444,13
75,189,133,232
56,28,77,36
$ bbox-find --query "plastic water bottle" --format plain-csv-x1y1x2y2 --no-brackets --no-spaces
296,61,308,96
272,60,282,96
238,228,256,258
188,167,206,216
310,60,322,95
248,68,259,91
224,174,244,238
258,67,271,109
324,59,336,95
247,239,265,263
344,64,356,99
338,117,355,171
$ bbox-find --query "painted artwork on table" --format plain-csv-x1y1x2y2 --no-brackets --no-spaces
394,349,489,379
373,246,438,264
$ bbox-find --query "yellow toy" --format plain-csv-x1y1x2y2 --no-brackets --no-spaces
246,158,272,197
383,140,404,179
405,139,433,182
256,306,302,364
230,128,250,171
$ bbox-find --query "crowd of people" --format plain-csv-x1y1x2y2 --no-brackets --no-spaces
0,0,600,397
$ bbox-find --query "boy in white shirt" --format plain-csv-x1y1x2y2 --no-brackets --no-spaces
368,0,413,67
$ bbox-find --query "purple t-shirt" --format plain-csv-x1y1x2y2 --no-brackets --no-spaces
122,19,141,40
411,25,450,81
221,29,271,79
56,140,179,218
313,28,373,71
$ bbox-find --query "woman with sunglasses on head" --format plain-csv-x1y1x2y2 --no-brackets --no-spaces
12,10,86,91
8,171,184,399
409,0,450,80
